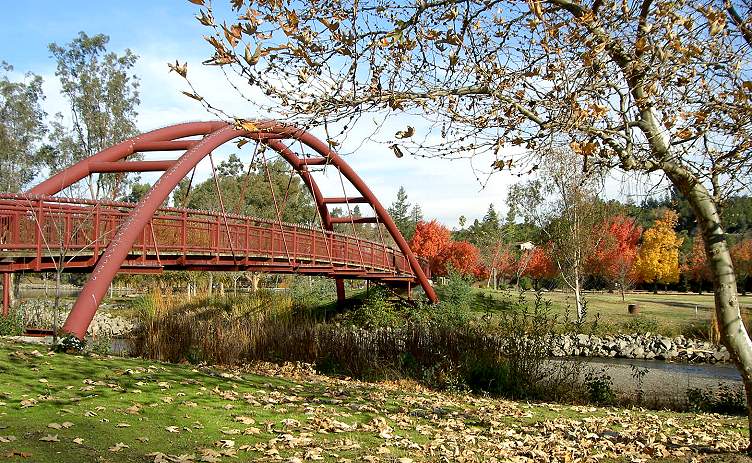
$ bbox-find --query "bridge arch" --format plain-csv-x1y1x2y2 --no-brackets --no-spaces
26,120,437,339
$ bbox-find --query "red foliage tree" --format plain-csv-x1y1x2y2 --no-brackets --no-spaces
732,238,752,295
587,215,642,298
435,240,486,278
410,220,485,278
489,244,517,284
409,220,452,275
523,245,557,283
683,235,712,292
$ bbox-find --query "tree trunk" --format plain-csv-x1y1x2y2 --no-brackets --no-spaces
574,266,585,322
672,174,752,451
207,274,213,296
53,271,61,344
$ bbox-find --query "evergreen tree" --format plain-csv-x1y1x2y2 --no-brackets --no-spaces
482,204,500,231
387,186,412,239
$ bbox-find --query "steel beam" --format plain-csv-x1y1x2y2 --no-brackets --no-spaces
329,217,379,224
322,197,369,204
298,158,329,166
89,160,176,173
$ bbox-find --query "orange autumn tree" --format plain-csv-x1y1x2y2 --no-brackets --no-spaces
634,210,683,291
732,239,752,296
683,235,712,293
409,220,451,275
436,241,487,279
588,215,642,301
410,220,483,279
522,245,557,288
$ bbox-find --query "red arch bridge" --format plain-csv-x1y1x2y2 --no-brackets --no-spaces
0,121,437,338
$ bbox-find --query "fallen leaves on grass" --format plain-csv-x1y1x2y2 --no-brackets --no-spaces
2,342,749,462
108,442,129,452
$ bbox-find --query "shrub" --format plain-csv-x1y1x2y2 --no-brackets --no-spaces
54,334,86,354
686,384,746,415
679,320,710,341
88,335,113,356
432,270,472,327
0,309,24,336
342,286,402,329
485,291,586,401
620,316,659,334
584,368,616,405
130,287,586,402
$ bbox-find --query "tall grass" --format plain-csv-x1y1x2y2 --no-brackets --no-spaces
129,283,586,402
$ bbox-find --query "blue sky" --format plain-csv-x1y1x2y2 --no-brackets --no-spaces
2,1,655,226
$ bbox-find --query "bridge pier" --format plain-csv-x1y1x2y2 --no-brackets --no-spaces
335,278,346,305
2,273,9,317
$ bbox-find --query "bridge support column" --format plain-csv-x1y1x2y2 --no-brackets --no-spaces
335,278,346,305
2,273,10,317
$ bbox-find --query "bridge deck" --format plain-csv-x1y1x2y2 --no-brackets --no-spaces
0,195,428,282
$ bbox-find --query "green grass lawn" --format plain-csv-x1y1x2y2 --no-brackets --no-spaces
472,288,752,336
0,339,749,462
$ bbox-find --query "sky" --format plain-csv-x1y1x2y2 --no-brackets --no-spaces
1,1,662,227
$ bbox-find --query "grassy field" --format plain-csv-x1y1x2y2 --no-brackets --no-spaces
473,288,752,336
0,339,749,462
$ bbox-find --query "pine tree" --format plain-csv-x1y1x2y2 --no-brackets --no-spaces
387,186,412,239
407,204,423,240
483,204,500,231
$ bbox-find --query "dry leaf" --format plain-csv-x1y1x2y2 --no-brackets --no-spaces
108,442,129,452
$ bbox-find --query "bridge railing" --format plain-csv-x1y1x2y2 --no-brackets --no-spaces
0,194,430,278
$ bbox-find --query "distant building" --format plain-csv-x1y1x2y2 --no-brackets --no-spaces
516,241,535,251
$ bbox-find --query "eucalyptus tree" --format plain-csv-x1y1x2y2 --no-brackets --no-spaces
0,63,46,193
48,32,140,200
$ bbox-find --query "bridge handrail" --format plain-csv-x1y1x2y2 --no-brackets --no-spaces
0,193,431,274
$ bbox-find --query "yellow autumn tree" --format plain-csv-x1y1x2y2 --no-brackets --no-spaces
634,210,683,286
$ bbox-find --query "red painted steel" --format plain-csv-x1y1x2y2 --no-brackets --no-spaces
89,160,176,173
0,194,423,277
7,120,437,338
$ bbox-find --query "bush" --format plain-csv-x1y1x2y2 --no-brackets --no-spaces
620,316,659,334
432,270,472,327
686,384,746,415
54,334,86,354
88,335,113,356
0,309,24,336
342,286,402,329
679,320,711,341
584,368,616,405
518,276,533,291
485,291,586,401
